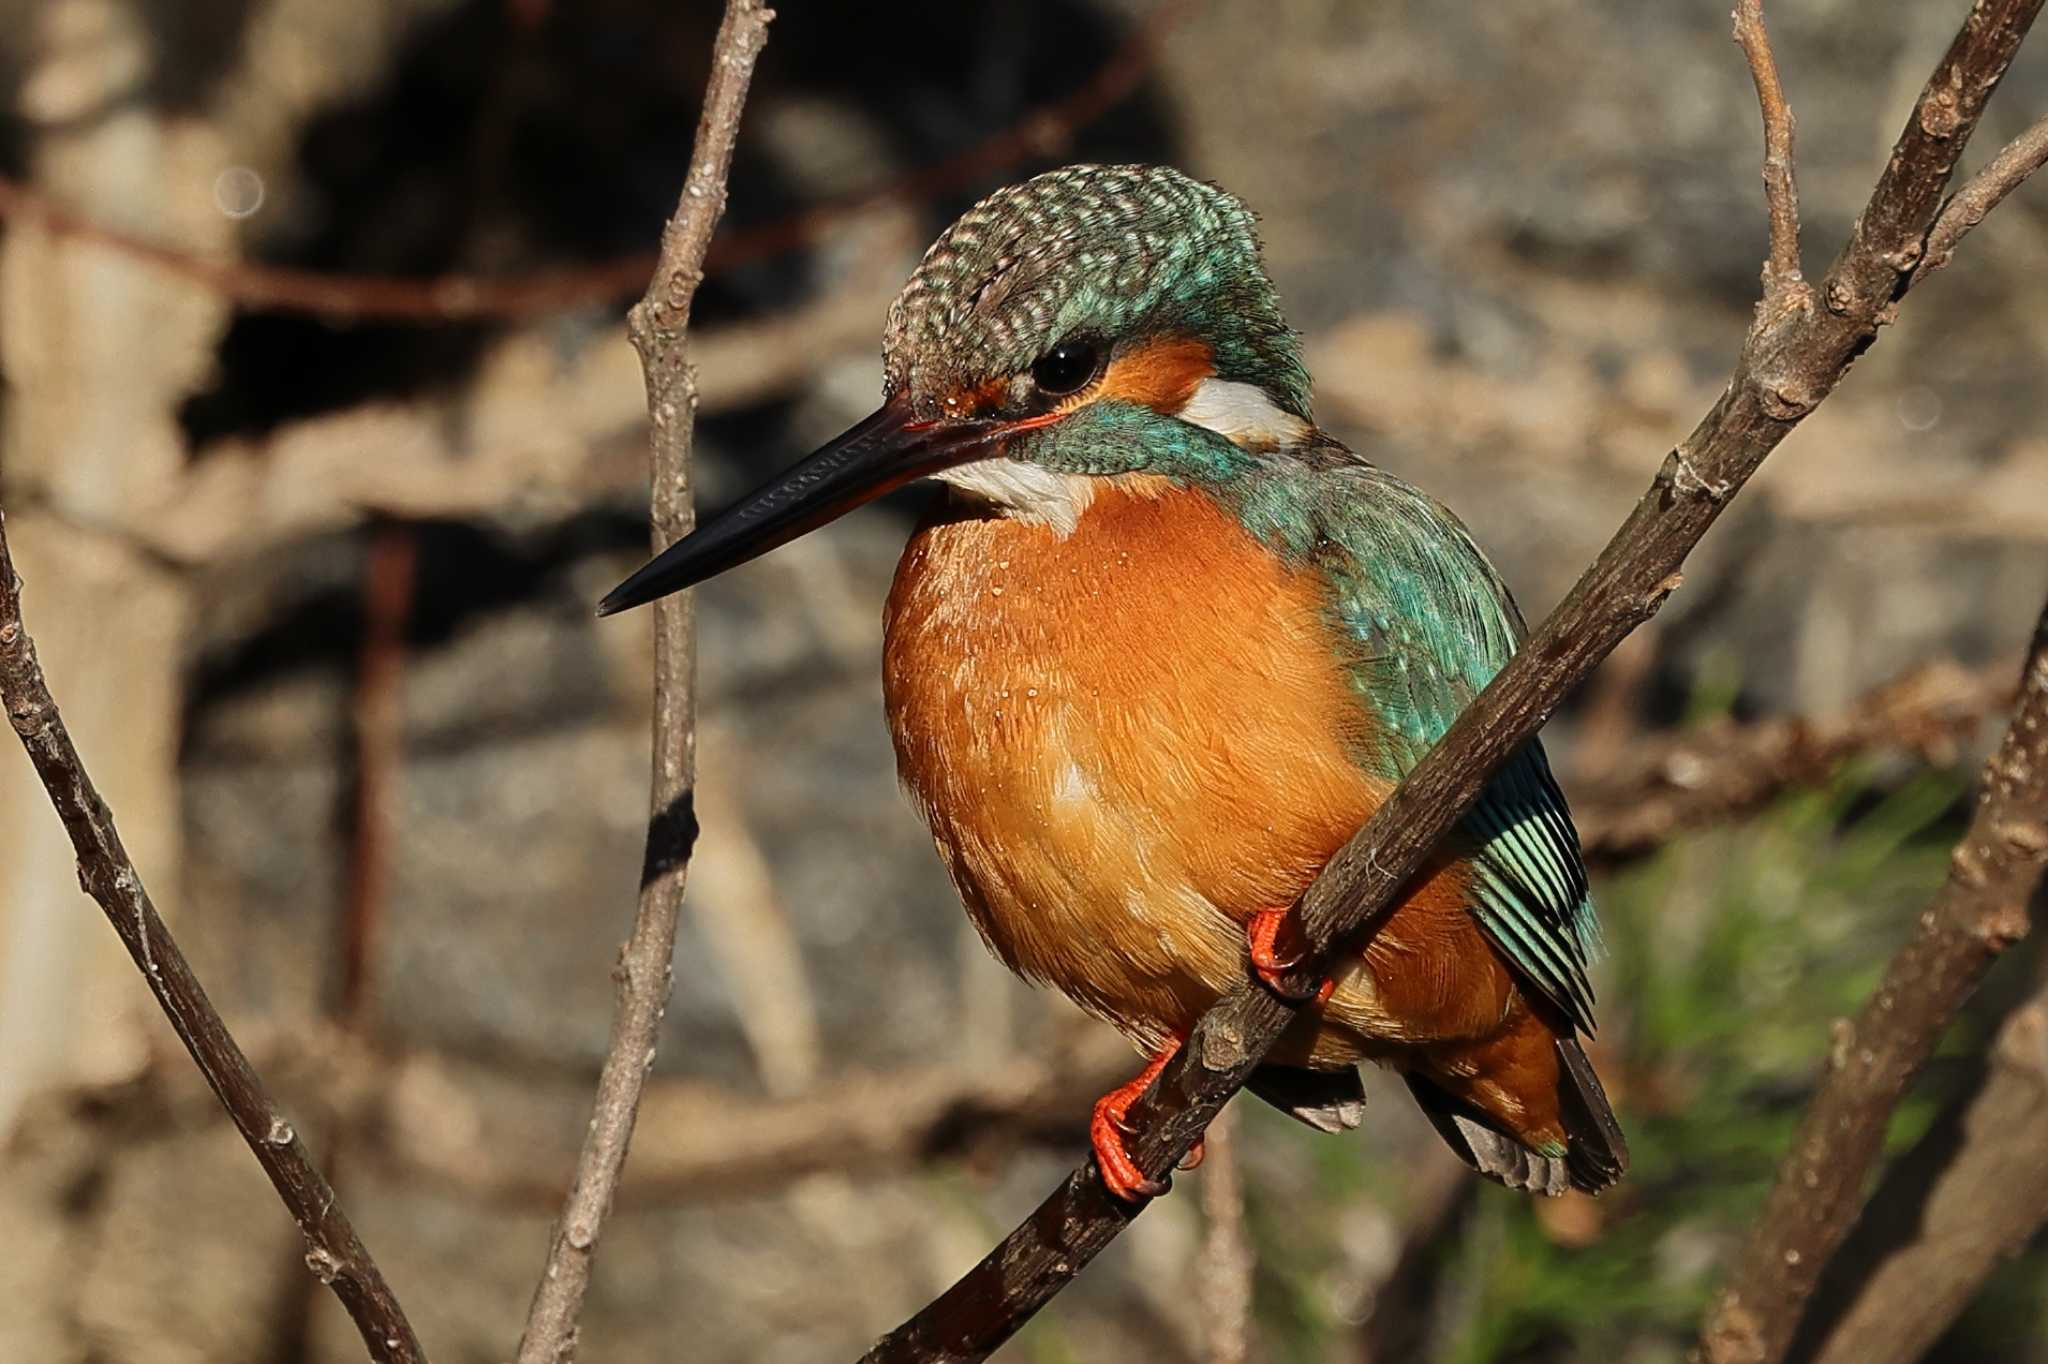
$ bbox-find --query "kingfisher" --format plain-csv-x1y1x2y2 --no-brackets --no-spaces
600,165,1627,1200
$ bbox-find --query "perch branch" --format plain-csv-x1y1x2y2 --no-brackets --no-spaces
512,4,772,1362
1697,599,2048,1364
863,3,2044,1359
0,1,1177,324
0,513,424,1362
1795,959,2048,1364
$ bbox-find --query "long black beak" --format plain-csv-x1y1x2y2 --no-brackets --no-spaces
597,396,1013,617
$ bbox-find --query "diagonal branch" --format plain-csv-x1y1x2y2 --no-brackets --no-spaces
863,2,2045,1359
1698,600,2048,1364
512,3,773,1362
1915,111,2048,283
1574,656,2016,861
0,513,424,1362
1794,955,2048,1364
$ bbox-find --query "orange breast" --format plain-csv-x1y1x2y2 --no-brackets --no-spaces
881,477,1515,1064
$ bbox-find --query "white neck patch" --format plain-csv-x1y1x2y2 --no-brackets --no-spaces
933,457,1096,536
1177,377,1311,451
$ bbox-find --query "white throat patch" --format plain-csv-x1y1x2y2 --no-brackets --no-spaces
933,457,1096,536
1177,377,1311,451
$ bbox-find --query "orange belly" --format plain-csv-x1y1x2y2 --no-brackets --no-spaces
881,477,1518,1068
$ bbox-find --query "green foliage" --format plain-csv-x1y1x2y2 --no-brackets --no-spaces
1230,736,2038,1363
1436,758,1967,1361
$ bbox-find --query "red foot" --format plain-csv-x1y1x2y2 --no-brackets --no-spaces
1090,1039,1182,1201
1247,909,1336,1005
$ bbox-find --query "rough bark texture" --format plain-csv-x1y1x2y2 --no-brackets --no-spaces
1795,962,2048,1364
1700,601,2048,1364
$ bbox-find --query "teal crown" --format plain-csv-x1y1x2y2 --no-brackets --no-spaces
882,165,1310,420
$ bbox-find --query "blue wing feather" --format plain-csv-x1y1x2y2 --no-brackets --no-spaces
1232,450,1601,1032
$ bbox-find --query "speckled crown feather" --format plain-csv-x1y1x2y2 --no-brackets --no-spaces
882,164,1310,419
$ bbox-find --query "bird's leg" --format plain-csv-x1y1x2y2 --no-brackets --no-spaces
1089,1037,1194,1201
1246,908,1336,1006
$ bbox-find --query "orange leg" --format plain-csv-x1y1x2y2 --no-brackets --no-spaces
1090,1038,1186,1201
1246,909,1336,1005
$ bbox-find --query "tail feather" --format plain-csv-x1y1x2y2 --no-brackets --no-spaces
1556,1037,1628,1191
1403,1038,1627,1196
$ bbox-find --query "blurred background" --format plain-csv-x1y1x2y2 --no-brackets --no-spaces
1,1,2046,1361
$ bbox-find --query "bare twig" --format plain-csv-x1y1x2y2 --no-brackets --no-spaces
512,4,773,1362
1356,1156,1476,1364
1575,657,2016,861
401,1055,1116,1208
1196,1110,1252,1364
1915,111,2048,282
40,1024,1129,1208
1735,0,1806,300
0,513,425,1361
1698,599,2048,1364
0,2,1178,325
864,3,2045,1359
340,523,417,1027
1792,959,2048,1364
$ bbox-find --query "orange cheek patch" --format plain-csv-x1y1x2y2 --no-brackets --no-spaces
1087,335,1214,413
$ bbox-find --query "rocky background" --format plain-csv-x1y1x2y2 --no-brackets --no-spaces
1,2,2045,1361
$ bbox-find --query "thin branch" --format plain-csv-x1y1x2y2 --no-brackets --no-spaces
512,4,772,1362
340,523,417,1027
864,3,2044,1359
0,1,1179,325
1915,111,2048,282
1356,1158,1477,1364
1734,0,1806,300
70,632,2014,1216
1698,599,2048,1364
1574,657,2016,861
38,1025,1133,1208
1196,1110,1252,1364
1793,958,2048,1364
0,513,424,1361
1829,0,2045,316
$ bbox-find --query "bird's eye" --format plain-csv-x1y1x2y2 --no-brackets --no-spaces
1029,340,1101,397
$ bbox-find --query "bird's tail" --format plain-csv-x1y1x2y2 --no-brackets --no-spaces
1402,1037,1627,1196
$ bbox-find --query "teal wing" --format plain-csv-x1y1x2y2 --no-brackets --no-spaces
1244,457,1600,1032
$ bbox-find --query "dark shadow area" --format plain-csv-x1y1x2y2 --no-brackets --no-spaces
178,0,1176,443
182,508,643,734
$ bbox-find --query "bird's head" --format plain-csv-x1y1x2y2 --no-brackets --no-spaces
599,164,1309,616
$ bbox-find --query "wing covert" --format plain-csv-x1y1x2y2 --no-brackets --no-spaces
1293,463,1601,1031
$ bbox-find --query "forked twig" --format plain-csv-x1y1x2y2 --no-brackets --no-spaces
512,3,774,1361
863,2,2046,1359
1916,112,2048,281
0,515,424,1361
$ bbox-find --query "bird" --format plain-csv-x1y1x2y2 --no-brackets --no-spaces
599,164,1627,1201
